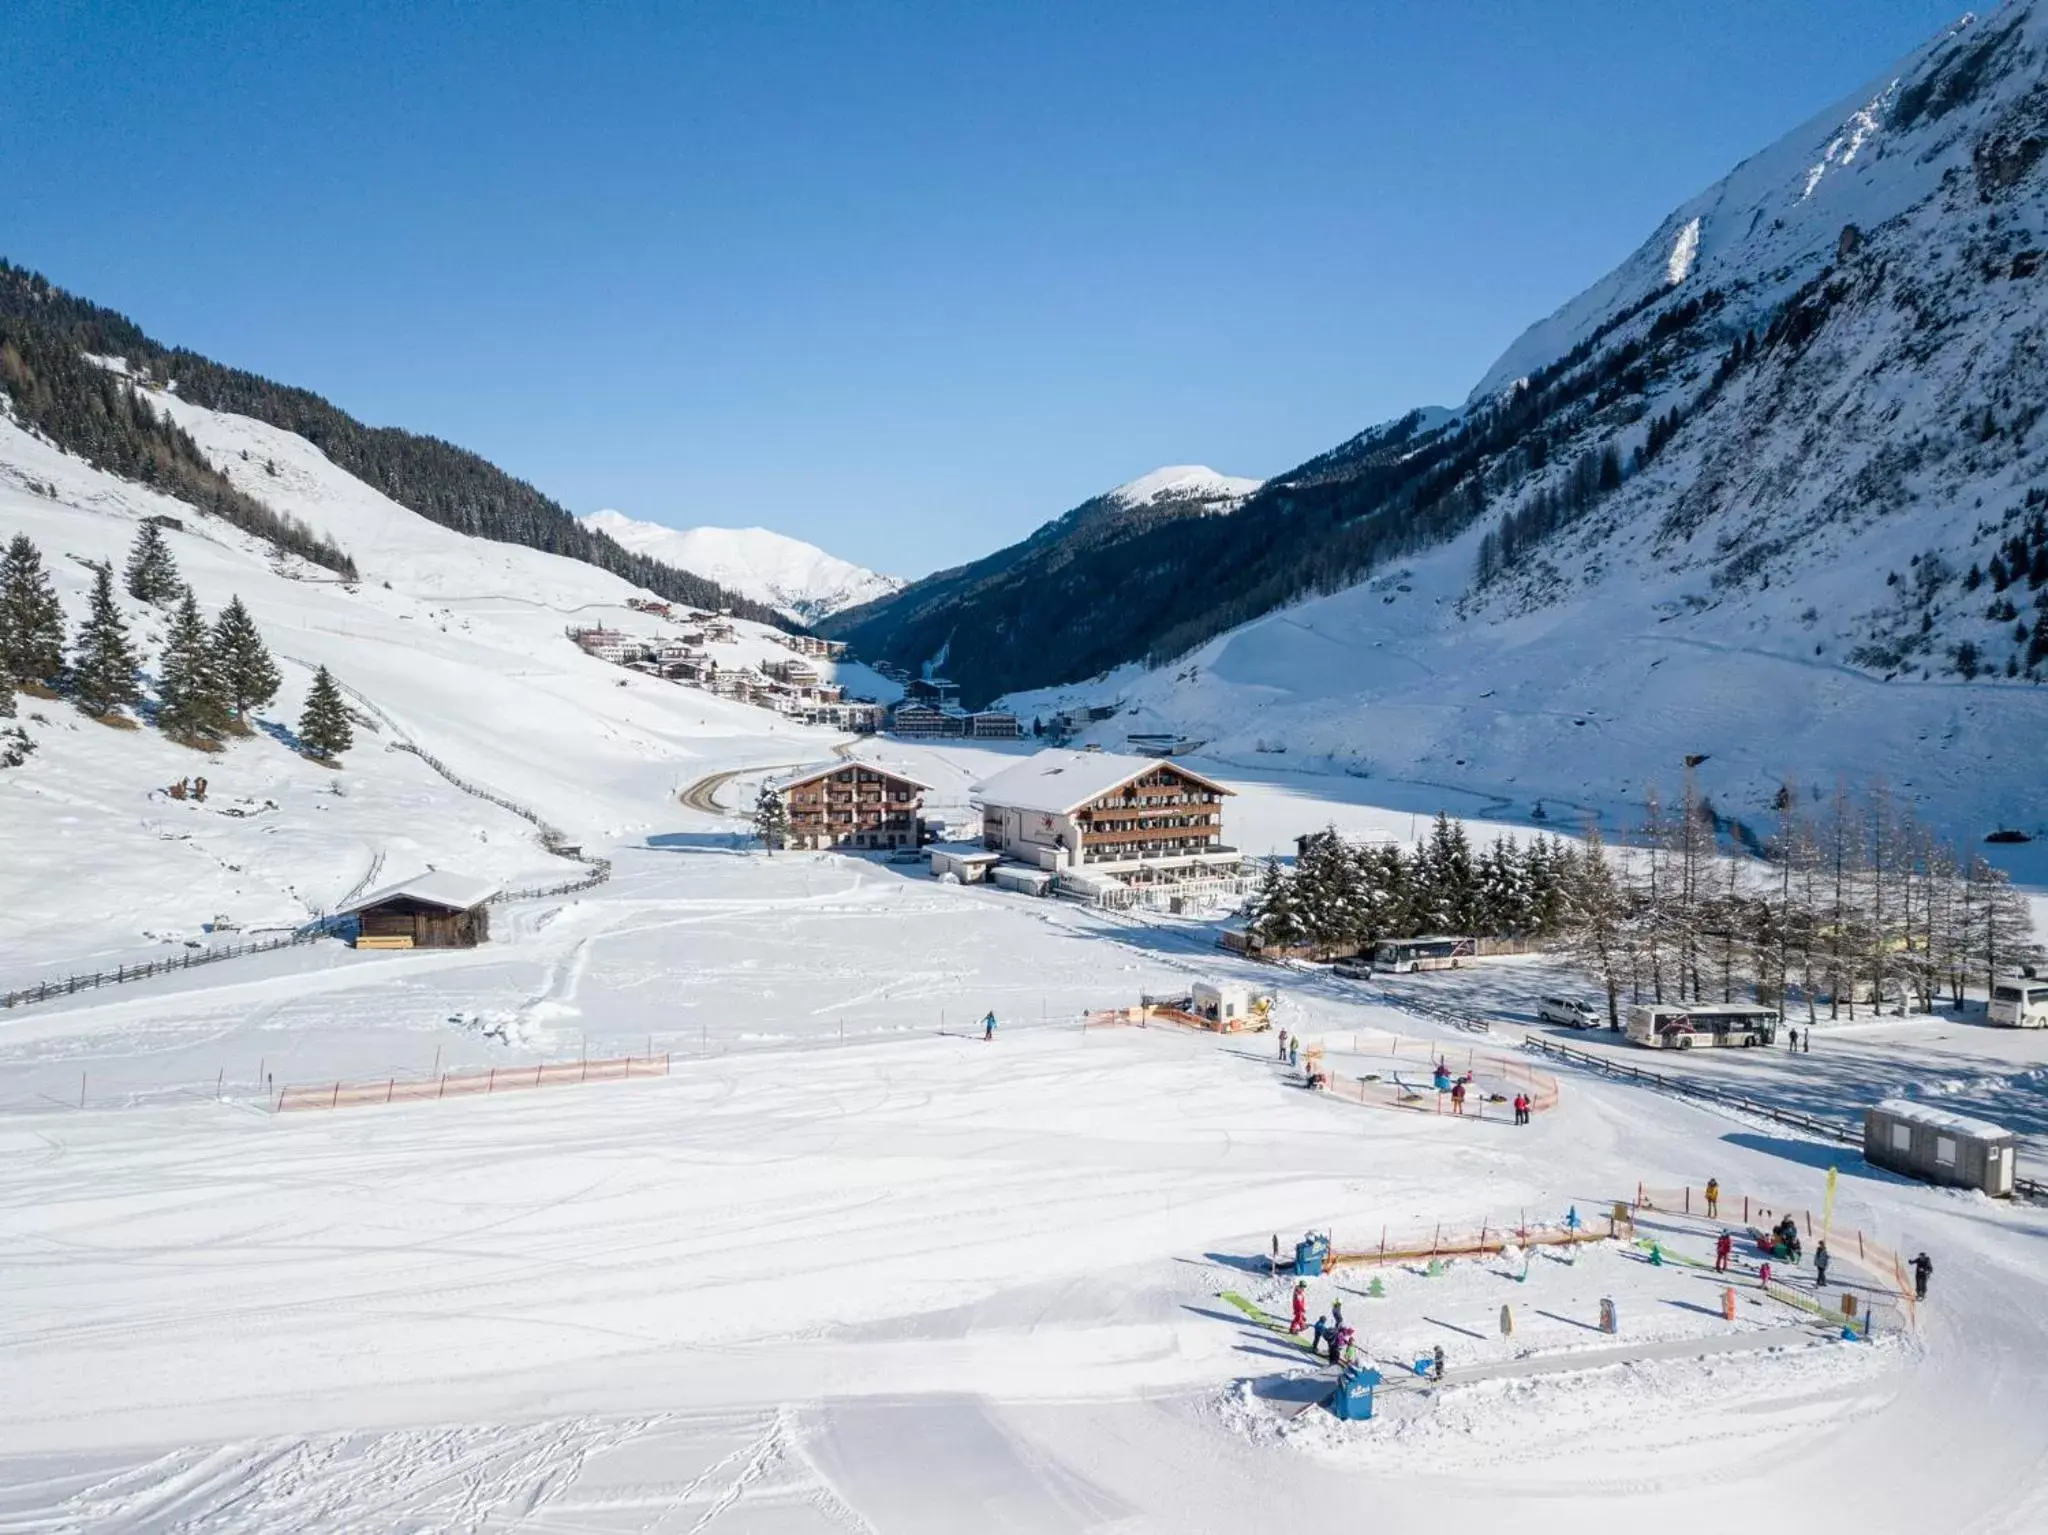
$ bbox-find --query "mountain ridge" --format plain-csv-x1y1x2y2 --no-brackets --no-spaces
580,510,902,625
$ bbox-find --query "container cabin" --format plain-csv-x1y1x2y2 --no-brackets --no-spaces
1864,1099,2018,1196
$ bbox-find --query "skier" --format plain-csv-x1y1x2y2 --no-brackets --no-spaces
1814,1239,1830,1289
1277,1027,1289,1061
1288,1037,1299,1068
1331,1298,1344,1333
982,1010,996,1042
1450,1080,1467,1116
1714,1231,1733,1273
1311,1315,1330,1356
1291,1281,1308,1333
1803,1029,1811,1054
1431,1344,1445,1382
1912,1251,1933,1301
1705,1177,1720,1218
1787,1026,1799,1052
1759,1260,1773,1290
1332,1323,1355,1364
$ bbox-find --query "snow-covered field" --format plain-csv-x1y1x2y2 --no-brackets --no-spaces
6,389,2048,1532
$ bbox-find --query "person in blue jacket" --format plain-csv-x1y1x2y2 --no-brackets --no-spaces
982,1011,996,1042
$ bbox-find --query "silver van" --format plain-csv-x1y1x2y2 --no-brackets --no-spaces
1537,995,1600,1029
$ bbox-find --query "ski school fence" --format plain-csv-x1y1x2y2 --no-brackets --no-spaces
1307,1030,1559,1120
275,1050,670,1113
1629,1181,1918,1331
1315,1209,1610,1271
1086,1014,1559,1121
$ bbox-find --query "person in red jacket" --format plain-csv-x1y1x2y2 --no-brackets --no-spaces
1715,1231,1733,1272
1291,1281,1308,1334
1450,1080,1467,1116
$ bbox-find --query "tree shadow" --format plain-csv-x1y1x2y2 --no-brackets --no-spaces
258,717,302,753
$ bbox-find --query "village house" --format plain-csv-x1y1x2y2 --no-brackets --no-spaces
763,657,821,687
975,749,1236,885
888,700,957,737
772,763,929,851
966,710,1023,739
779,634,850,660
567,626,634,664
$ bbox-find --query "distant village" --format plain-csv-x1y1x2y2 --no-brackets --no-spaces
567,598,1028,738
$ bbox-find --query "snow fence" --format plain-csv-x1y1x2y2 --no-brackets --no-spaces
276,1051,670,1112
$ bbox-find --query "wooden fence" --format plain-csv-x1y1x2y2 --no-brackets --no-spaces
1,922,343,1010
275,1051,670,1112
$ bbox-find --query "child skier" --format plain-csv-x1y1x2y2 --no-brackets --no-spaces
1277,1028,1289,1061
1450,1080,1467,1116
1814,1239,1830,1288
1714,1231,1733,1273
1912,1251,1933,1301
982,1011,996,1042
1291,1281,1308,1333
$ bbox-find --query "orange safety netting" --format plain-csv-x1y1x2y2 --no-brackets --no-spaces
276,1053,671,1112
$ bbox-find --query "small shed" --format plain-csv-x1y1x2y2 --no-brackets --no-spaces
344,871,500,950
1192,979,1253,1023
931,849,1002,884
991,865,1055,897
1864,1099,2018,1196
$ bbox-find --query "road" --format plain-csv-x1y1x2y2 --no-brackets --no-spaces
677,738,857,817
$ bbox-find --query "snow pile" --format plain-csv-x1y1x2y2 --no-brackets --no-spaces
581,509,903,624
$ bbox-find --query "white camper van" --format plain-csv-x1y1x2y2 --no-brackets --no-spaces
1988,977,2048,1028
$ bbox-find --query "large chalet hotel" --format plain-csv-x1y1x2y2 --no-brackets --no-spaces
769,762,929,851
974,749,1236,886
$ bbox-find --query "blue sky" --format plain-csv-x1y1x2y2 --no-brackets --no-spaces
4,1,1967,577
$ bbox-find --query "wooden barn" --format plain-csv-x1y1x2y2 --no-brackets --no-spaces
343,871,500,950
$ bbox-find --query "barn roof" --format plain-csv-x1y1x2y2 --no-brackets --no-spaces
346,870,501,914
974,749,1232,815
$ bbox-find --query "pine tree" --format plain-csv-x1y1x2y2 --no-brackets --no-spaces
0,534,67,688
297,665,354,762
123,521,181,604
70,565,142,717
0,658,14,719
1245,856,1306,950
210,595,280,726
752,783,790,852
1563,830,1628,1027
156,590,232,743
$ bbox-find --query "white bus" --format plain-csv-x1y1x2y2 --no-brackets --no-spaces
1988,977,2048,1028
1625,1003,1779,1050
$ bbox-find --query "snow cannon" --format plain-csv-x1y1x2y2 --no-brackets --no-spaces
1329,1366,1384,1422
1294,1232,1331,1277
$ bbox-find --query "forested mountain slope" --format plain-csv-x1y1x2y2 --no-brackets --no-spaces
843,3,2048,736
0,260,787,626
820,463,1263,702
1005,2,2048,843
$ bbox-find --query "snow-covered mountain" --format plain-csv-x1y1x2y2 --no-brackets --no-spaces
1107,465,1262,511
581,510,902,625
1005,1,2048,844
